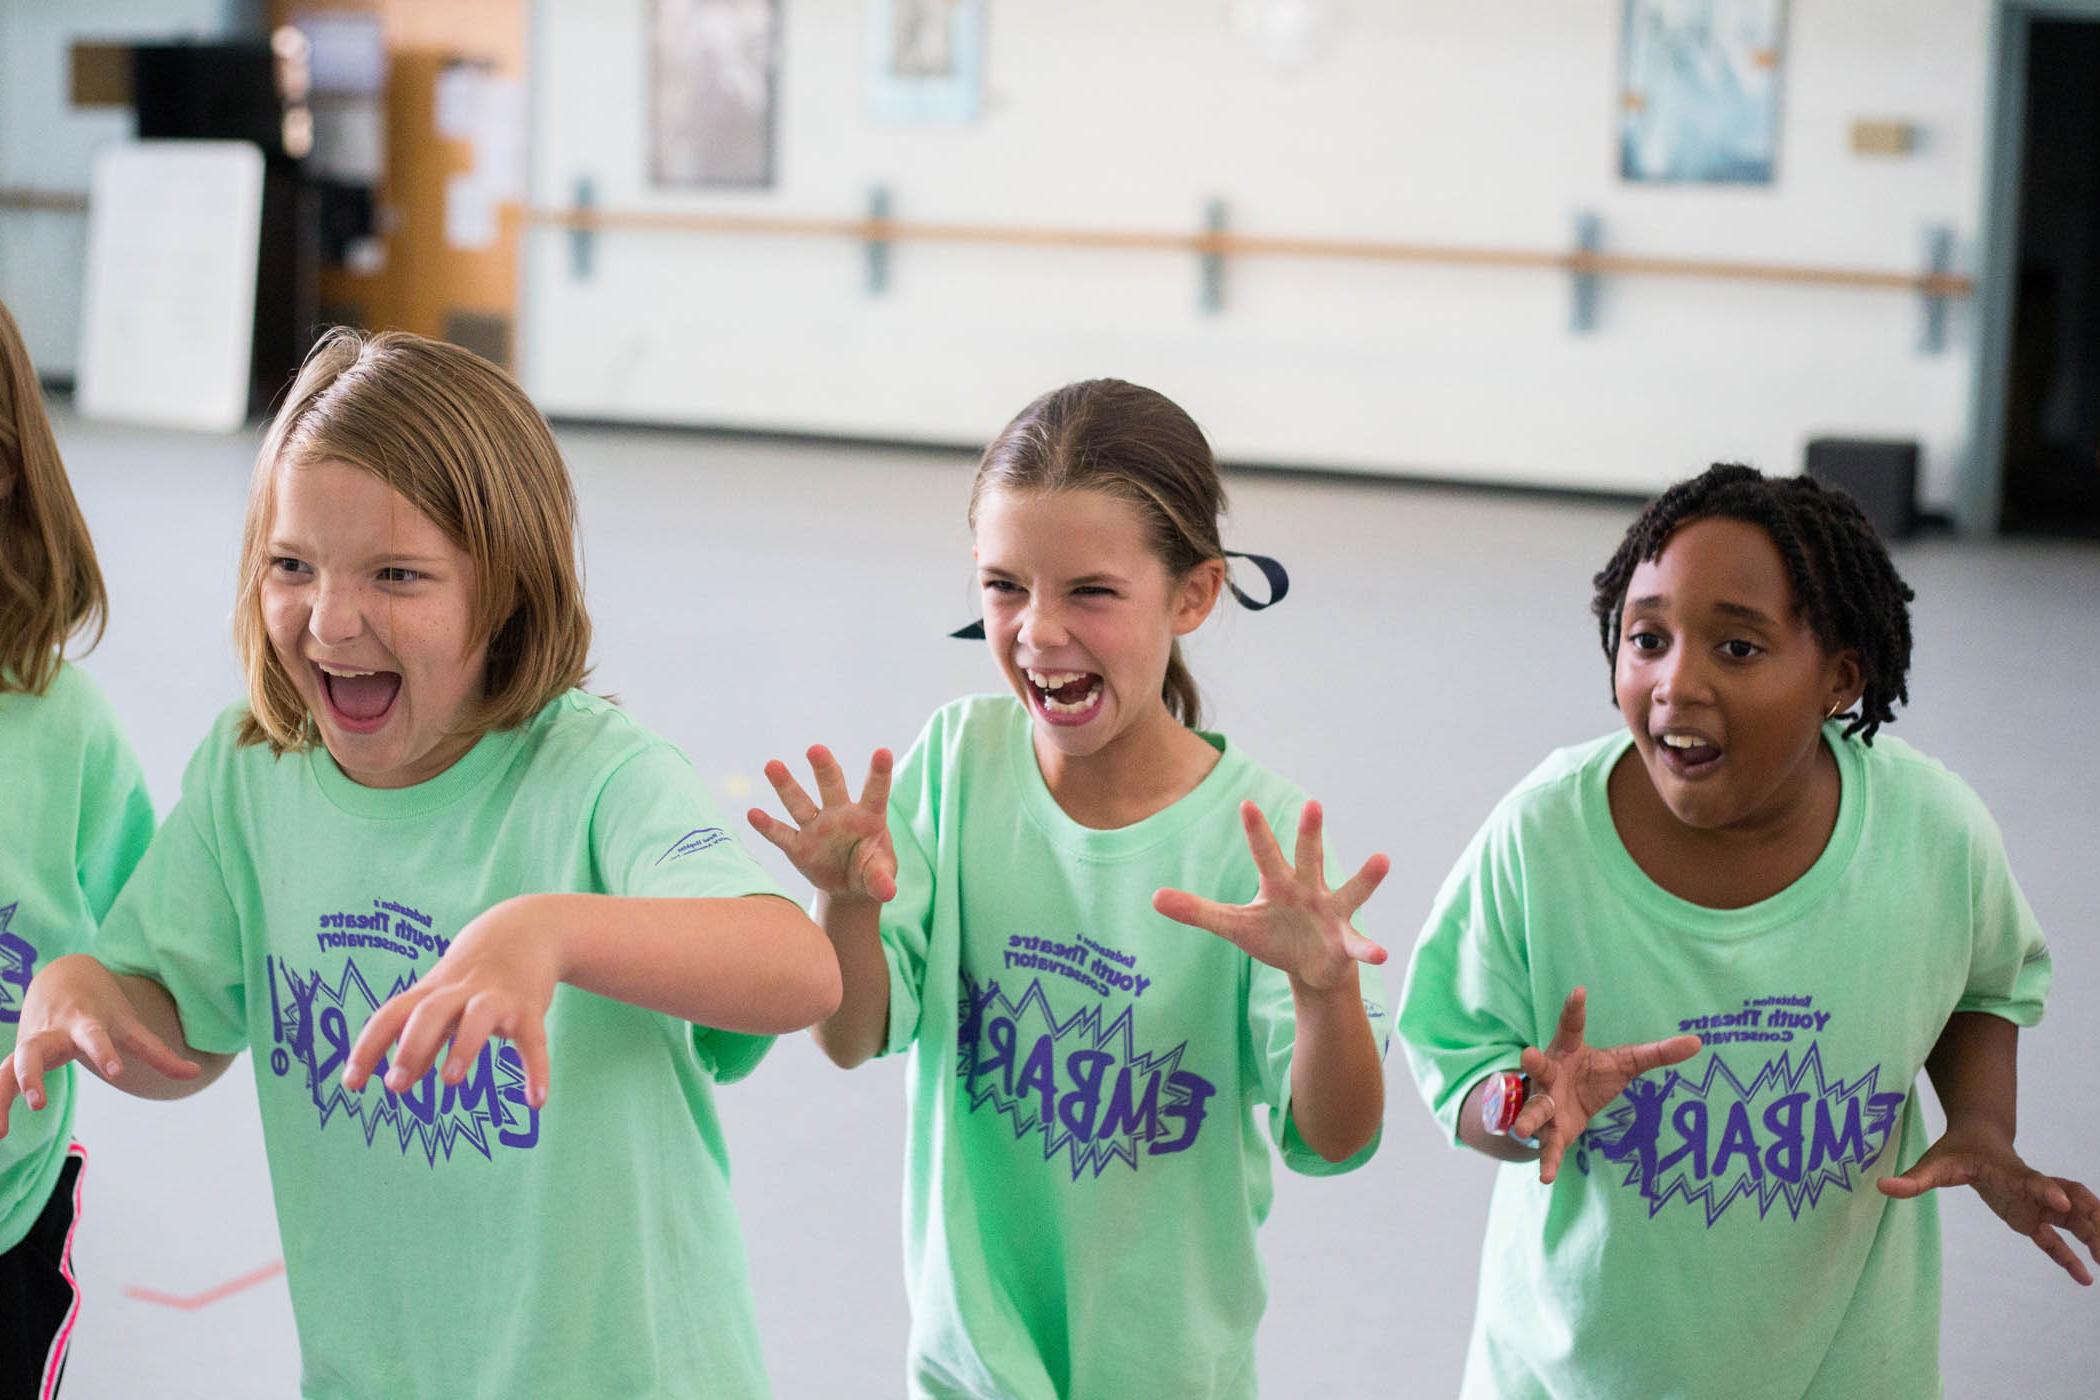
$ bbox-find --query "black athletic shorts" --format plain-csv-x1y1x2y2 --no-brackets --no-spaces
0,1145,85,1400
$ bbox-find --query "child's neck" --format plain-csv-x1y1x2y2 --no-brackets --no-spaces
1032,703,1221,831
1606,738,1843,910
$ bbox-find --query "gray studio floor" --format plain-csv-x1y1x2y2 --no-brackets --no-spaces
38,409,2100,1398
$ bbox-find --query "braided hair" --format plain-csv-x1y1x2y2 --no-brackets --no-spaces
1590,464,1915,743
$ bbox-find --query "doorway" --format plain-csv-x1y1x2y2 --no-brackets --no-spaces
1997,17,2100,535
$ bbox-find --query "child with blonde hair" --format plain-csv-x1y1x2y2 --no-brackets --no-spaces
2,329,839,1397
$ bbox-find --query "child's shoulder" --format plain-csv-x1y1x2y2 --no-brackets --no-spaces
909,692,1028,762
0,657,122,740
1849,731,1999,836
1190,730,1311,822
509,688,678,777
1852,729,1958,783
203,699,263,760
932,691,1024,732
1488,732,1627,832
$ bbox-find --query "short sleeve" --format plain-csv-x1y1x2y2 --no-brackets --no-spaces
589,743,792,1083
875,716,942,1059
94,739,248,1055
1394,813,1536,1146
74,696,156,921
1244,802,1394,1177
1952,801,2051,1027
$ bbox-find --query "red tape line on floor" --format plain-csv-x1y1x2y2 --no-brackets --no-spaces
123,1259,286,1311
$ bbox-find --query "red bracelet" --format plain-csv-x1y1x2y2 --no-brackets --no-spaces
1481,1070,1527,1134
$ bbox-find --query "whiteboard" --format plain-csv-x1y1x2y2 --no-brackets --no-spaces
78,140,264,432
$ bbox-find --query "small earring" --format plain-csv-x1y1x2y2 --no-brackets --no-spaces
1826,700,1845,721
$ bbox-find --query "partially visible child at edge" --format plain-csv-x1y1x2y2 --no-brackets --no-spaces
1397,463,2099,1399
751,379,1393,1399
0,297,154,1400
0,329,841,1397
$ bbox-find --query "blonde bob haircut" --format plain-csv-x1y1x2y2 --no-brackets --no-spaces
235,328,591,753
0,297,108,696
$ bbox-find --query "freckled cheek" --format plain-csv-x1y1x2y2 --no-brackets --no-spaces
402,607,486,699
390,620,456,687
261,593,309,667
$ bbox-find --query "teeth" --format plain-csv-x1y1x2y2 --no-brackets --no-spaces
1025,668,1092,690
1039,683,1100,715
1661,734,1707,750
316,663,379,678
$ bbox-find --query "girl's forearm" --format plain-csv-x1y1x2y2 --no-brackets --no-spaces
104,966,233,1101
808,892,893,1069
1923,1011,2019,1145
1287,977,1385,1163
528,893,842,1033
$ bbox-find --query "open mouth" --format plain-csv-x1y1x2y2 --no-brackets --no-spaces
1023,667,1104,726
315,661,402,735
1654,729,1723,777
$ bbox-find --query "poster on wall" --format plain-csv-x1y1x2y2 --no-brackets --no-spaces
652,0,780,187
866,0,985,123
1619,0,1787,184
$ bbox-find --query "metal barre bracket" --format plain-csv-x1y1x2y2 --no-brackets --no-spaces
866,185,893,296
1201,199,1228,315
1919,224,1955,355
569,175,596,281
1571,211,1602,335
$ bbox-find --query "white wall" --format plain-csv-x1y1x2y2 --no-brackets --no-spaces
524,0,1996,505
0,0,250,375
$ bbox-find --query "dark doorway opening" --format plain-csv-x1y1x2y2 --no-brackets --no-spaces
2000,19,2100,535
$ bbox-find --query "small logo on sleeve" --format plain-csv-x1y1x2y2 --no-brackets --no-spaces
655,828,731,865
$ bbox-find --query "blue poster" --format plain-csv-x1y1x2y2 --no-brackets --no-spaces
1620,0,1788,184
867,0,986,124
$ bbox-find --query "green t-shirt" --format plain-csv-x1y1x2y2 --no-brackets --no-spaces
878,696,1392,1400
96,690,789,1399
1395,726,2052,1400
0,660,154,1252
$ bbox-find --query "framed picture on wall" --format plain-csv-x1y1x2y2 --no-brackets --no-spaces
1619,0,1788,184
652,0,780,187
866,0,986,123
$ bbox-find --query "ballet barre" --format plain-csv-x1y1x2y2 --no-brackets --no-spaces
534,182,1969,353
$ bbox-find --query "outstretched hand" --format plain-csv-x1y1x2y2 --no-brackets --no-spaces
1879,1128,2100,1286
343,903,556,1109
1510,987,1703,1184
1153,800,1388,992
747,746,898,904
0,954,199,1138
